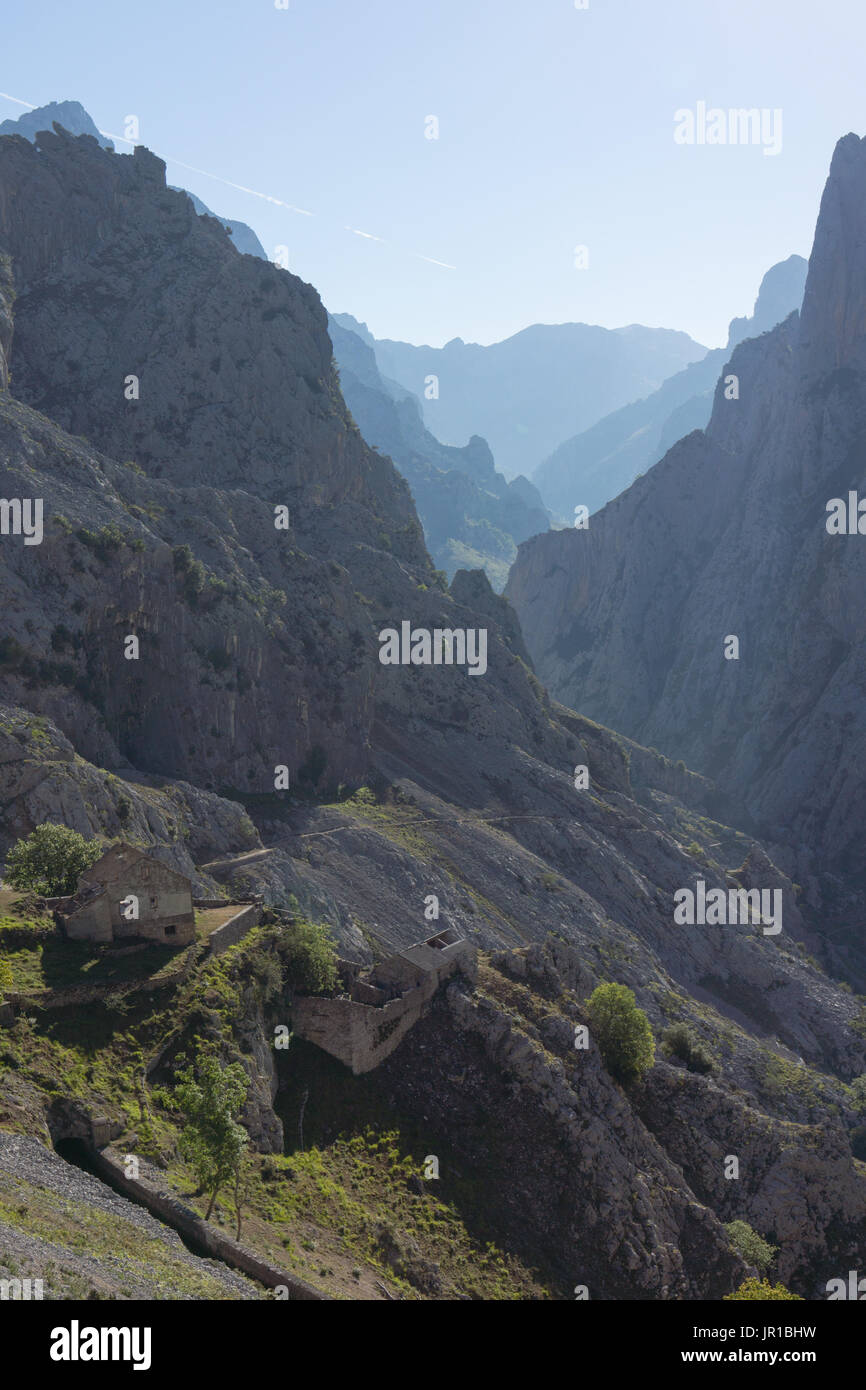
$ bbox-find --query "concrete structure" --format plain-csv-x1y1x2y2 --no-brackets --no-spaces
292,928,476,1075
56,844,195,947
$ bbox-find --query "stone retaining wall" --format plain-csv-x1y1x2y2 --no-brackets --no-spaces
6,945,199,1013
91,1147,326,1300
208,904,262,956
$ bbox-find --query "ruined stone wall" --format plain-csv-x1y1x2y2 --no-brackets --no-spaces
208,904,261,956
63,895,112,943
292,941,477,1074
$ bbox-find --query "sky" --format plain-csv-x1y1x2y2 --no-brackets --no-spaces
1,0,864,349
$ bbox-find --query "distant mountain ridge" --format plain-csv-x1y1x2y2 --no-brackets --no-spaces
329,312,549,588
532,255,808,520
366,319,708,481
0,99,112,147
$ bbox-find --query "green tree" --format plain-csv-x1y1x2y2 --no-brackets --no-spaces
724,1220,777,1274
586,982,655,1084
174,1055,250,1220
3,824,101,896
724,1278,802,1301
275,919,339,996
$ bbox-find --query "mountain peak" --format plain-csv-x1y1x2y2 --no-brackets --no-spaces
0,99,112,148
727,254,807,348
799,131,866,375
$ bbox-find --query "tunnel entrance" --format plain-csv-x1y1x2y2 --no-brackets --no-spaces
51,1137,212,1259
53,1137,99,1174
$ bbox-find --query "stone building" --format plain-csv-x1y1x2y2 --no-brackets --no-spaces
292,927,476,1074
57,844,196,946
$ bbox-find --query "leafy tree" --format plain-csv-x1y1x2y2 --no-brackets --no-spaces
3,824,101,896
274,919,339,996
586,982,655,1084
724,1278,801,1301
174,1055,249,1220
724,1220,777,1274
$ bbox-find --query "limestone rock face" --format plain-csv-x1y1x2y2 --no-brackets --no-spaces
0,253,12,391
377,969,737,1299
532,255,807,521
0,703,260,893
636,1063,866,1294
507,135,866,944
0,132,415,526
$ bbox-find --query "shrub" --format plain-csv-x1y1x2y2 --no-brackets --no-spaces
0,955,12,999
850,1123,866,1161
172,545,207,605
724,1278,801,1301
272,919,339,996
4,824,101,896
76,523,127,561
661,1023,715,1074
724,1220,777,1274
585,982,655,1084
849,1074,866,1114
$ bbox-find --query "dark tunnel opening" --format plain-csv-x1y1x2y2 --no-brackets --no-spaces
52,1138,213,1260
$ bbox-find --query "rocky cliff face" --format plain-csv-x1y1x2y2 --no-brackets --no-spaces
507,136,866,964
532,255,807,521
0,252,12,391
2,121,866,1298
2,98,269,263
0,125,433,790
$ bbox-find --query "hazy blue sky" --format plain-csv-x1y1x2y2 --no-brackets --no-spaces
2,0,864,348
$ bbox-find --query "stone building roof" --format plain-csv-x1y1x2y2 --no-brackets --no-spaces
79,844,190,890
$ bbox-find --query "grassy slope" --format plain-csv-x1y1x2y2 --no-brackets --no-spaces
0,901,546,1300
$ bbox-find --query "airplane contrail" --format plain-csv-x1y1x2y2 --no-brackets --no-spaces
0,91,456,269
